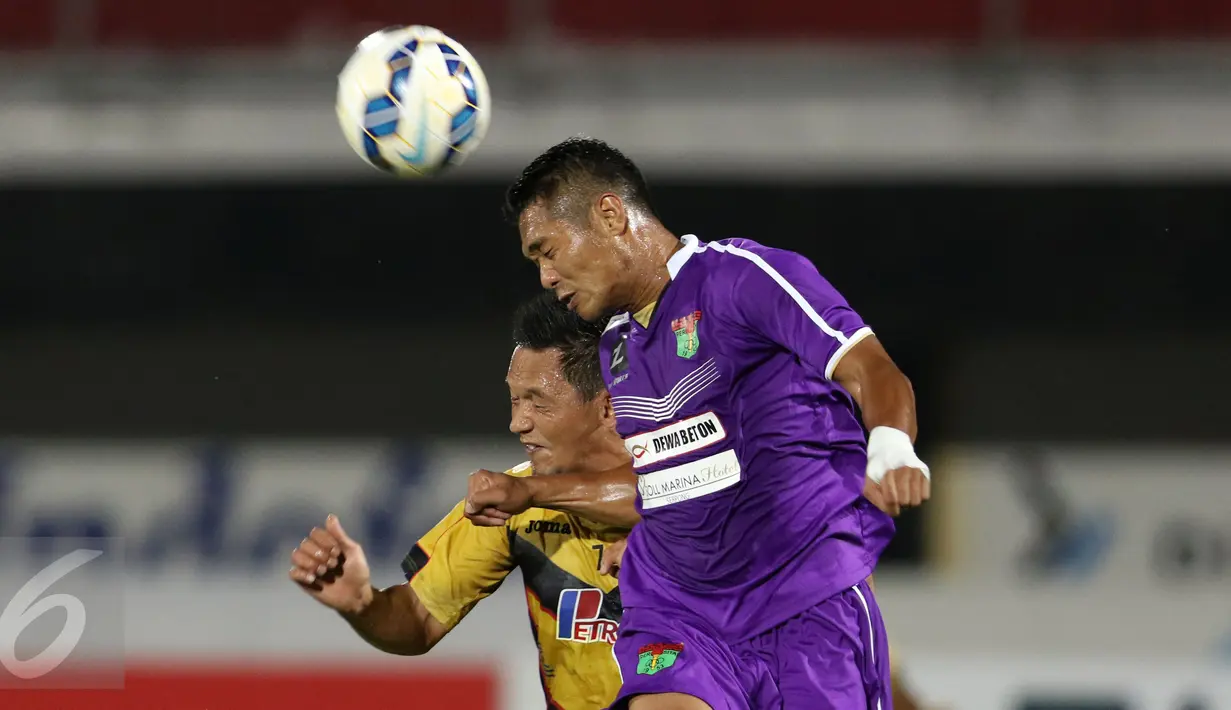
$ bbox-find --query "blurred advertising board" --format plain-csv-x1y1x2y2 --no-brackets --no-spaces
0,440,535,707
934,446,1231,589
879,445,1231,660
0,440,522,581
901,655,1231,710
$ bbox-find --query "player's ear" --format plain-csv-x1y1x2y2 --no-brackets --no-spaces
598,390,616,429
596,194,626,237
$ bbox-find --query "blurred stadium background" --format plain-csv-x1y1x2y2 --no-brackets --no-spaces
2,0,1231,708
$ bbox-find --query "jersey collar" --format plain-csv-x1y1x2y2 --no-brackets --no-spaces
604,235,701,333
666,234,701,280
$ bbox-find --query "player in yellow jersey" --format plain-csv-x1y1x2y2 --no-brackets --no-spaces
290,293,638,710
290,292,937,710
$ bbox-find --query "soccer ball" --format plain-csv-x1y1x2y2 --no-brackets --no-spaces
335,25,491,177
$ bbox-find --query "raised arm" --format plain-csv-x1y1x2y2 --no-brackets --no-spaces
340,583,449,656
293,500,516,654
290,515,448,656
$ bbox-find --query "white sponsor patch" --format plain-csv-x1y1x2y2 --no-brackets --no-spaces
625,412,727,469
638,449,741,509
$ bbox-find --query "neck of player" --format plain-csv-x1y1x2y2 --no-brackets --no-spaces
624,225,683,315
563,423,631,477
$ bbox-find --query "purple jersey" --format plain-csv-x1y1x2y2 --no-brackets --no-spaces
600,234,894,642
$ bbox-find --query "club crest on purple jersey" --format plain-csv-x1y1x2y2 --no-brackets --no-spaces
670,310,702,359
636,642,684,675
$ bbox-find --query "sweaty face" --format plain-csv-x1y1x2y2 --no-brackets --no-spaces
519,201,625,322
507,346,608,475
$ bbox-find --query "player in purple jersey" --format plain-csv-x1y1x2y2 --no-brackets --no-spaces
465,138,931,710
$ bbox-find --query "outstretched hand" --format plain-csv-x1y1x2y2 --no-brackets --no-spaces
288,514,373,615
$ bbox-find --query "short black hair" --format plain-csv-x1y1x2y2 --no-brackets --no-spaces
503,137,654,224
511,291,606,401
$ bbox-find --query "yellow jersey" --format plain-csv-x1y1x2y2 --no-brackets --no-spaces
401,462,628,710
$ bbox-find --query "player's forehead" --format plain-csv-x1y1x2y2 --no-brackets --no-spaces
506,345,568,394
518,201,568,256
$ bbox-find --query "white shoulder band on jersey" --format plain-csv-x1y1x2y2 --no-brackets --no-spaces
865,426,930,484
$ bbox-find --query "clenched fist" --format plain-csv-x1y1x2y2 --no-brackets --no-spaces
863,426,931,517
464,469,533,526
288,514,373,615
863,467,930,517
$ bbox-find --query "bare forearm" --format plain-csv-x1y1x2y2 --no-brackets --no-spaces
524,465,641,527
340,584,438,656
846,359,917,441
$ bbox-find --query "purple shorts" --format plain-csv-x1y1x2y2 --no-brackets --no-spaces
609,579,892,710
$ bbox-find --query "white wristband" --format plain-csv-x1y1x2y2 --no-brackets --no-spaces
866,426,930,484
